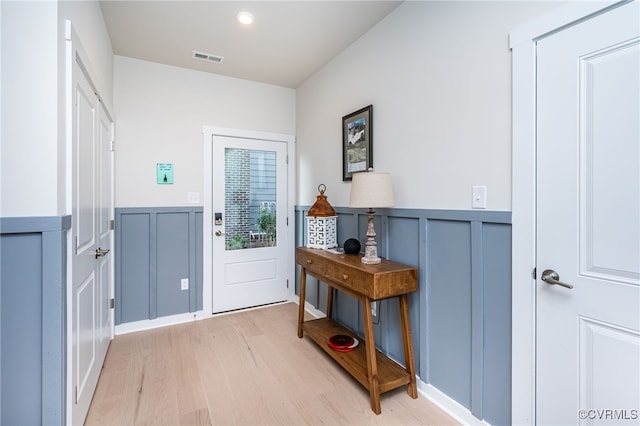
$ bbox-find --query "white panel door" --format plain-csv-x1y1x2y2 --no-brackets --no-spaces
536,2,640,424
211,136,288,313
71,54,112,425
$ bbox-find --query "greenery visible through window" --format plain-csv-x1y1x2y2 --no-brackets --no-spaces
225,235,248,250
224,148,277,250
256,203,276,247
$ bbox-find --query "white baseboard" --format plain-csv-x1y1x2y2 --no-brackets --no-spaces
115,312,199,335
116,300,294,335
291,294,327,319
417,378,490,426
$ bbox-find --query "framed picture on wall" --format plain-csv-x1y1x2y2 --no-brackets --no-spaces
342,105,372,181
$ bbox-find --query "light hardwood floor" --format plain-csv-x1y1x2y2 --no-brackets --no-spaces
86,303,458,425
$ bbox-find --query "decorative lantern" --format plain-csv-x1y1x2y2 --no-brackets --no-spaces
306,184,337,249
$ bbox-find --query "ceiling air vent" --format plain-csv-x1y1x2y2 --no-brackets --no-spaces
192,50,224,64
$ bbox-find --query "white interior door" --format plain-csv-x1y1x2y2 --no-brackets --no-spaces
536,2,640,424
211,135,288,313
70,52,113,425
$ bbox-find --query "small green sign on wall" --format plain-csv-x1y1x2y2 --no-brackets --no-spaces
156,163,174,184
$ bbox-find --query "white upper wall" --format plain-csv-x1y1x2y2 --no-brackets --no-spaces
113,56,295,208
0,0,113,217
1,0,561,216
296,1,562,210
1,1,59,217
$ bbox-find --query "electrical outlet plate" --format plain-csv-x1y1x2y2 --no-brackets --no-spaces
371,301,380,324
181,278,189,290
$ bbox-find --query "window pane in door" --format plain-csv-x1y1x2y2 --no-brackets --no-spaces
224,148,277,250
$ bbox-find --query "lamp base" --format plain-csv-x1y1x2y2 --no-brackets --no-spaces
361,208,381,264
361,249,381,264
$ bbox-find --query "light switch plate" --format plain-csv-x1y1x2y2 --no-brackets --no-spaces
472,186,487,209
181,278,189,290
187,192,200,204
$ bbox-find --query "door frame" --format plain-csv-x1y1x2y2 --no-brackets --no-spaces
201,126,296,318
510,1,627,424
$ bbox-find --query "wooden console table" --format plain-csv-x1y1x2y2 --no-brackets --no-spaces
296,247,418,414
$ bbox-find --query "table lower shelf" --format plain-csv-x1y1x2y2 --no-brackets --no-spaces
301,317,411,394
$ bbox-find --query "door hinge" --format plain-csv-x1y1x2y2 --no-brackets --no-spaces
286,279,289,289
532,267,537,279
286,217,289,226
110,139,115,152
75,385,78,404
286,154,289,164
109,219,115,230
110,298,115,309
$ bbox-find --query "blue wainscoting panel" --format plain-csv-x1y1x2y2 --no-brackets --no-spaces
156,212,190,317
0,215,70,425
427,219,473,410
481,223,512,426
336,212,357,247
1,233,43,426
41,227,68,424
116,207,203,325
333,287,359,336
118,213,151,323
195,211,204,311
294,206,512,425
385,215,421,365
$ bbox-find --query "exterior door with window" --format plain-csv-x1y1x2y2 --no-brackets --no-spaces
536,2,639,423
211,135,288,313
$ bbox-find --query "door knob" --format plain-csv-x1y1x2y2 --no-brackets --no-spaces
540,269,573,289
215,230,225,237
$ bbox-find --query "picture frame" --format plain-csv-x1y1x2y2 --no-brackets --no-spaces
342,105,372,181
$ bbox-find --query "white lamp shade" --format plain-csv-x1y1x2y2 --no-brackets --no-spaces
349,172,395,208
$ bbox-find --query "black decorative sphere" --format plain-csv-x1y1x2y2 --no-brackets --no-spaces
343,238,361,255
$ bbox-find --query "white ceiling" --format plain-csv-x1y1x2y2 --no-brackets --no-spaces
99,1,403,88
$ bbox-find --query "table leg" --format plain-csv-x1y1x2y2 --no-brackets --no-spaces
297,268,307,338
362,295,382,414
326,286,334,319
399,294,418,398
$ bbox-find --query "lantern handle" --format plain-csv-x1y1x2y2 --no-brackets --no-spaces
318,184,326,195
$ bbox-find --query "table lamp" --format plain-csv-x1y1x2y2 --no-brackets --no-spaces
348,171,395,264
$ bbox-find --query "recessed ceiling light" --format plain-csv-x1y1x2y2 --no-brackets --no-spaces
236,11,255,25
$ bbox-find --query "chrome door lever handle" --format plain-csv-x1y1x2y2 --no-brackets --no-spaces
95,248,110,259
541,269,573,289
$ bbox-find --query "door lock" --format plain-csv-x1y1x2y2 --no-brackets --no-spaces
215,230,225,237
